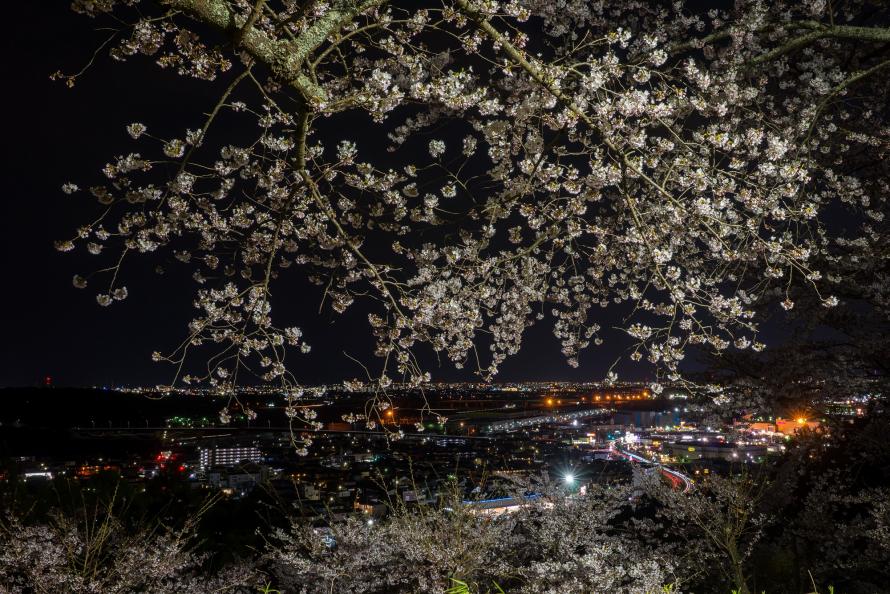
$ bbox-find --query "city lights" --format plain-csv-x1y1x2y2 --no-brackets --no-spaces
6,0,889,587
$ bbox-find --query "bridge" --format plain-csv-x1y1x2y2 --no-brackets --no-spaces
483,407,611,433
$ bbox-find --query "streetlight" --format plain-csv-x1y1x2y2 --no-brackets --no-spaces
563,473,575,485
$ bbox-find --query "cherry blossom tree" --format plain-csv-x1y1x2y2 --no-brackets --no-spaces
652,473,767,594
57,0,889,416
266,479,679,593
696,224,890,416
268,483,515,592
755,411,890,590
0,501,255,593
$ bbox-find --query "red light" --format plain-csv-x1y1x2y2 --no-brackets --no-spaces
178,465,185,472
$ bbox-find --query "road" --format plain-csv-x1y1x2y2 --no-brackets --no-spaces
612,443,694,493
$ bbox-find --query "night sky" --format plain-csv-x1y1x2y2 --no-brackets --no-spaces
0,3,659,388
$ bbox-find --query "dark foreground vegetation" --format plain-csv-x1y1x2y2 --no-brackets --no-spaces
2,408,889,594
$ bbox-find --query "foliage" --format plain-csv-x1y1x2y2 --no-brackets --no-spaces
653,473,767,594
53,0,890,414
38,1,890,590
0,488,256,593
2,439,890,593
265,479,677,593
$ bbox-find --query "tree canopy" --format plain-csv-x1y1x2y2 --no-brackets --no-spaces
59,0,890,414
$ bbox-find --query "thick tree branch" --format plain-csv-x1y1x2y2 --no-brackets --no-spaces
161,0,386,105
656,19,890,66
234,0,266,48
797,20,890,43
749,29,833,66
750,21,890,65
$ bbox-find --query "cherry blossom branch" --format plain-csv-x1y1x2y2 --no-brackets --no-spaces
160,0,388,104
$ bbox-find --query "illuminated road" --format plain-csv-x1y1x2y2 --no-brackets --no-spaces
612,443,694,493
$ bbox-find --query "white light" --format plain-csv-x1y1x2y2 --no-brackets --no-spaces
564,473,575,485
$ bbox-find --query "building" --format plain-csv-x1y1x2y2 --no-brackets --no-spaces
742,417,822,436
199,445,262,469
207,463,269,495
775,417,821,435
667,441,768,463
465,494,547,517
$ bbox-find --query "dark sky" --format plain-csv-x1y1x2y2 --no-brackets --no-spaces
0,3,657,388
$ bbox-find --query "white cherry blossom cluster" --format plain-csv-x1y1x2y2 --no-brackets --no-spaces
58,0,888,418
